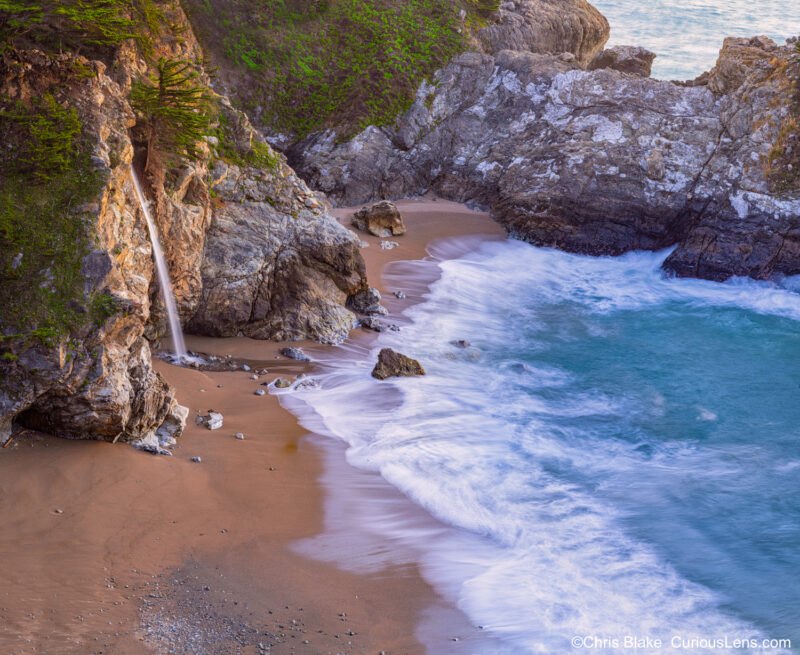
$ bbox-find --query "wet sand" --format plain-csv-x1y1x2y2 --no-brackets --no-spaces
0,199,505,655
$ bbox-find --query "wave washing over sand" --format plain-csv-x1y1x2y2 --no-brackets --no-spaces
281,238,800,654
591,0,800,80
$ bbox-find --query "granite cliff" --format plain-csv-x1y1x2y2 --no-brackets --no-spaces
289,24,800,282
0,3,370,445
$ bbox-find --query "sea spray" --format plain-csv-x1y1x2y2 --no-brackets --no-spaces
130,165,188,360
283,240,800,654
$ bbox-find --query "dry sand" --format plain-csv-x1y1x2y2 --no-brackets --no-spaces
0,199,505,655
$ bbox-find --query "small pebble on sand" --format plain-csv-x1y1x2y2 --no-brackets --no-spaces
190,456,202,463
254,389,266,396
235,433,245,440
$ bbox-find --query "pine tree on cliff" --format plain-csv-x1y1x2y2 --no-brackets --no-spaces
130,56,212,172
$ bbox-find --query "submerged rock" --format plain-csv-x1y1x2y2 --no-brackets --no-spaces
371,348,426,380
351,200,407,237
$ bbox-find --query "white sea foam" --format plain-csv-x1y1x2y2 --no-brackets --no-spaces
283,240,799,654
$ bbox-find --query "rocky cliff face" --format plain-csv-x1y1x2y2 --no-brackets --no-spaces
0,5,370,444
289,36,800,282
476,0,609,65
0,48,184,446
187,109,367,343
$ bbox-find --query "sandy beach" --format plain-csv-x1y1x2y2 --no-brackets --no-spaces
0,199,505,655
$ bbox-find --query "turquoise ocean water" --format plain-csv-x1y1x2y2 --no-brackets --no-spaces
289,240,800,654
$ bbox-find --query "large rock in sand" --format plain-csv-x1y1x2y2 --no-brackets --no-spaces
351,200,407,237
371,348,426,380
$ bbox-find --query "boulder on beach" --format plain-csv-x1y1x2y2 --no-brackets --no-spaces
351,201,407,238
280,347,310,362
347,287,388,316
371,348,426,380
197,411,224,430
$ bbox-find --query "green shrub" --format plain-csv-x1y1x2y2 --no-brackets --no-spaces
183,0,477,138
0,92,105,340
212,108,281,171
0,0,137,49
1,94,82,182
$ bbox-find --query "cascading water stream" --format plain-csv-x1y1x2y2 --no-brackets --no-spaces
130,164,188,361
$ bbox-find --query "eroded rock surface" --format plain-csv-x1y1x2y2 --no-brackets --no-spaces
371,348,426,380
0,4,371,443
477,0,609,65
352,200,407,237
588,45,656,77
290,37,800,282
186,112,367,344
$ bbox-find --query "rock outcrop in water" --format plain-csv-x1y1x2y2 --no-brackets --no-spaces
371,348,426,380
0,5,369,444
289,36,800,282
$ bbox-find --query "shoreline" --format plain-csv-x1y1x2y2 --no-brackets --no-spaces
0,198,505,655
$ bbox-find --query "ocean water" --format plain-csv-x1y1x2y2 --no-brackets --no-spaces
590,0,800,80
285,239,800,654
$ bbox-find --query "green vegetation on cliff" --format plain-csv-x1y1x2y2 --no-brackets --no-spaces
182,0,494,138
0,92,106,342
0,0,164,56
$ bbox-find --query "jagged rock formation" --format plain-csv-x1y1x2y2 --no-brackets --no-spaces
0,5,370,443
185,105,368,344
371,348,426,380
290,37,800,282
588,45,656,77
477,0,609,65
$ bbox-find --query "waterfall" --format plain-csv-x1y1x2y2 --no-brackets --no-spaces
130,164,188,361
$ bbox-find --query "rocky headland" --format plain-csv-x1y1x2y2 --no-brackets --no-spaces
290,23,800,283
0,3,374,445
1,0,798,449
